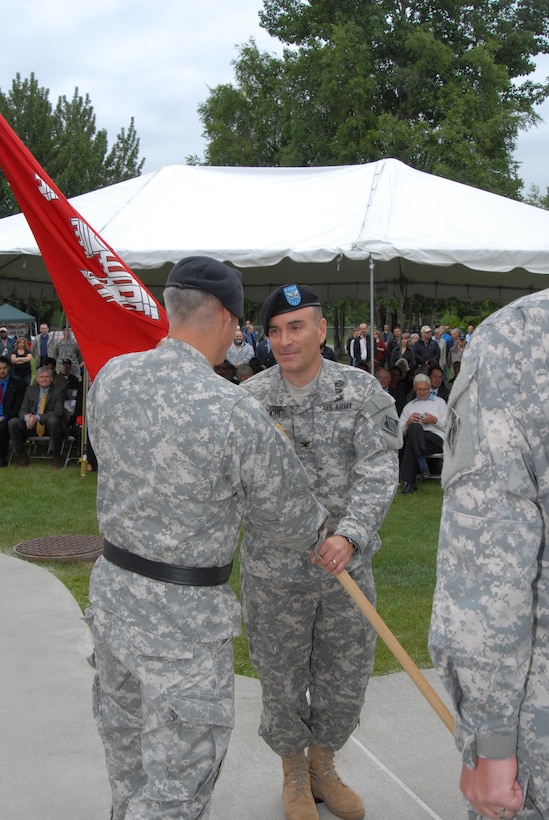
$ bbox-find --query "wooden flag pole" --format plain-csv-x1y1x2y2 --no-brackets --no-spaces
336,568,455,735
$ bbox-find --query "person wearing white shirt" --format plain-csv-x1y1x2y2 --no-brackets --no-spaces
399,373,448,494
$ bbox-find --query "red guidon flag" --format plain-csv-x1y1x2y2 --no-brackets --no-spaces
0,114,169,378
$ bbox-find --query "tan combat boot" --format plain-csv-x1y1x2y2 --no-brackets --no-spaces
281,751,320,820
307,744,365,820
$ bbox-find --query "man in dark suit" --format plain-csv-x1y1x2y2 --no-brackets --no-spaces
257,336,277,368
429,364,451,402
0,356,25,467
9,366,65,469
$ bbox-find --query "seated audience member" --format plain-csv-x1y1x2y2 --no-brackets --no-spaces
375,367,391,392
8,366,66,469
0,356,25,467
10,336,33,386
388,365,407,415
214,360,238,383
428,364,450,401
237,363,254,383
399,373,448,494
59,357,80,389
394,357,410,379
248,356,265,374
226,329,254,369
42,356,68,391
396,357,416,403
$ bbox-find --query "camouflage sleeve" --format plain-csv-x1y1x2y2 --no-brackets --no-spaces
429,312,545,766
222,395,328,552
335,389,402,556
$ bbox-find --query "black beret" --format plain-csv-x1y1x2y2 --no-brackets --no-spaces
260,284,321,332
164,256,243,318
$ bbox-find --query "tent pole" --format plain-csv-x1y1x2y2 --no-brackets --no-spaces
369,256,375,374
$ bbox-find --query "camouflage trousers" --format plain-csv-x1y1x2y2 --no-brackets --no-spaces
91,607,234,819
241,562,376,756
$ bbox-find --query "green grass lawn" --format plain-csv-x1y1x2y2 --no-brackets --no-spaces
0,461,443,677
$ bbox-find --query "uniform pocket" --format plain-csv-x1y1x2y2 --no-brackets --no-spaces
129,625,235,728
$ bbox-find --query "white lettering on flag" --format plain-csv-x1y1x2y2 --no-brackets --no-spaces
35,173,58,202
71,217,160,320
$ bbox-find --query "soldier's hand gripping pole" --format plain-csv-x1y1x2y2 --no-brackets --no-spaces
336,568,455,735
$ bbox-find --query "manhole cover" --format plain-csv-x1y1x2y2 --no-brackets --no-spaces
14,535,103,564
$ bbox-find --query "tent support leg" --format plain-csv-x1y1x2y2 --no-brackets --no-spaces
369,256,375,374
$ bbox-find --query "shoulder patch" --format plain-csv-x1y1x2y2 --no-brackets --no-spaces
382,414,400,437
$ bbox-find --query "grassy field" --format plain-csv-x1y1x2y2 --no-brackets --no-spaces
0,461,443,677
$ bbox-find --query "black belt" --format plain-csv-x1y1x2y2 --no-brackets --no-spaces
103,541,233,586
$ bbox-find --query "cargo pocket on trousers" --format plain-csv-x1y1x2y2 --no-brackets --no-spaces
130,627,235,729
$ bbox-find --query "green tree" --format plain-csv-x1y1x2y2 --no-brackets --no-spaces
0,72,145,216
104,118,144,185
50,88,111,197
199,41,286,166
524,183,549,209
199,0,549,197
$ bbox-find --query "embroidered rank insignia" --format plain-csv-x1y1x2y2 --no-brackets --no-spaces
382,414,399,437
283,285,302,307
334,379,344,402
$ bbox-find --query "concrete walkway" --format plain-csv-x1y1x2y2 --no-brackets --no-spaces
0,552,464,819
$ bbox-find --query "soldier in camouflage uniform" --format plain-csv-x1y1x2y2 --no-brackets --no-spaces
429,290,549,820
241,284,401,820
87,259,328,820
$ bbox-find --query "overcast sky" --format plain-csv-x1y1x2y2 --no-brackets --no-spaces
2,0,549,194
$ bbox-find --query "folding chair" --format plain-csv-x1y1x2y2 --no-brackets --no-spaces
24,435,55,461
427,451,444,478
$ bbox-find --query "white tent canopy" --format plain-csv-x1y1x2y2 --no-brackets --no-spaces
0,158,548,304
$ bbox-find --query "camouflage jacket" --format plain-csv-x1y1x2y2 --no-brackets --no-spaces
429,290,549,766
88,339,327,642
241,359,401,581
